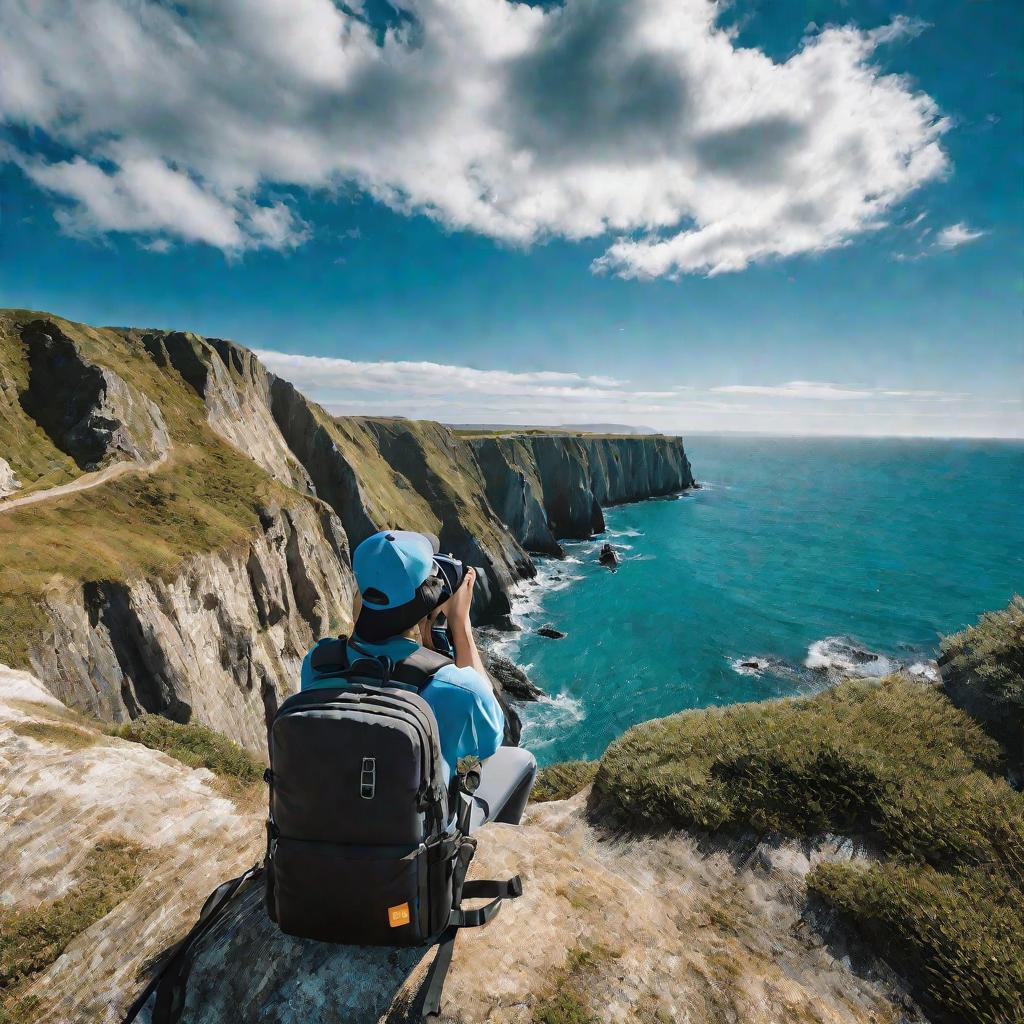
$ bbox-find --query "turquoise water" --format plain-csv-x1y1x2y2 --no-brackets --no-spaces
506,436,1024,766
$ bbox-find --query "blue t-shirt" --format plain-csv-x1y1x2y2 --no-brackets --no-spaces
299,635,504,786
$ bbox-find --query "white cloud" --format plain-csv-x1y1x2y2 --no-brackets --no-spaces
0,0,948,274
934,222,987,250
713,381,874,400
712,381,968,401
254,351,1006,435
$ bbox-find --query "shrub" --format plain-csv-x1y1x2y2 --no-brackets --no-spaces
810,861,1024,1024
940,596,1024,771
531,761,598,803
592,674,1024,1024
106,715,265,797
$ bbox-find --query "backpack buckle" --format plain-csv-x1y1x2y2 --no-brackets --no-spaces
360,757,376,799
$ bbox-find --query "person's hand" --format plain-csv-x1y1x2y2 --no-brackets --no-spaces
419,607,443,650
441,565,476,627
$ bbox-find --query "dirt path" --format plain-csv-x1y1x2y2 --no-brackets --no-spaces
0,449,171,514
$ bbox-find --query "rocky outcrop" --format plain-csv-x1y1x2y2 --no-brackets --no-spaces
141,331,312,493
1,668,921,1024
0,455,20,497
19,319,169,470
469,432,694,554
28,499,355,754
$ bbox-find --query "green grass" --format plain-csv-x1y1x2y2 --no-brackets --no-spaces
531,761,598,803
592,674,1024,1024
105,714,265,799
532,944,620,1024
939,596,1024,769
809,861,1024,1024
9,721,100,751
0,837,146,1023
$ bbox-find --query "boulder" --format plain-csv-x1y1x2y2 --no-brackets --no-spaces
536,625,567,640
482,652,544,701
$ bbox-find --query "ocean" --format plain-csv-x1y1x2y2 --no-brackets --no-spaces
497,435,1024,766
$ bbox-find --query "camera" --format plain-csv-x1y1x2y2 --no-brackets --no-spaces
433,553,469,603
430,554,476,658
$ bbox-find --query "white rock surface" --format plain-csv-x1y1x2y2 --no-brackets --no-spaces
0,455,21,497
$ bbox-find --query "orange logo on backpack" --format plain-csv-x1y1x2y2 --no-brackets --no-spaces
388,902,411,928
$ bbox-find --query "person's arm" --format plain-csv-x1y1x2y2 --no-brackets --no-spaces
441,566,494,687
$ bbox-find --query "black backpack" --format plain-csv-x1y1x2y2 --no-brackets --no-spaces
264,639,523,1017
123,638,522,1024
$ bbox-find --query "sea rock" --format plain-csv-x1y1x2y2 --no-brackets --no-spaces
598,542,619,568
537,625,567,640
0,669,920,1024
482,652,544,701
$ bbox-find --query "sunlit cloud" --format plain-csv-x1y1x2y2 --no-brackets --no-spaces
1,0,947,276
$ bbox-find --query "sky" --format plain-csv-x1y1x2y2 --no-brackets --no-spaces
0,0,1021,437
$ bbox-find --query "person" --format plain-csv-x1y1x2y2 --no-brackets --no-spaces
300,529,537,832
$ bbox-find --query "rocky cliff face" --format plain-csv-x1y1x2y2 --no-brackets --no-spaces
27,499,355,754
469,432,694,555
0,309,694,758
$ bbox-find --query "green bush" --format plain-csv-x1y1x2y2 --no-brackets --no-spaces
531,761,598,803
594,676,1011,864
810,861,1024,1024
106,715,265,795
940,596,1024,771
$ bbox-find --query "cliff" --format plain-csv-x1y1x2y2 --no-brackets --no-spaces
0,666,918,1024
468,431,694,554
0,309,694,756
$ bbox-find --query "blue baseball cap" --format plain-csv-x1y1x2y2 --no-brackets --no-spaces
353,530,445,641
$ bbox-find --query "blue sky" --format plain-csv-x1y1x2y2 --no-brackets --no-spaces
1,0,1021,436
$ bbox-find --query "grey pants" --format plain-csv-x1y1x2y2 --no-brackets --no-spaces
466,746,538,833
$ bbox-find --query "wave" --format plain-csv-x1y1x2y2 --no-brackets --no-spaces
518,691,586,750
804,637,899,679
728,637,939,686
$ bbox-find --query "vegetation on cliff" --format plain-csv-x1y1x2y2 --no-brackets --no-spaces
106,715,266,801
531,760,599,803
939,595,1024,771
0,311,300,667
591,672,1024,1024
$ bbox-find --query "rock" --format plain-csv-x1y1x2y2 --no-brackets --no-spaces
29,499,356,755
537,625,567,640
469,432,694,551
20,319,170,470
0,455,21,498
598,542,619,568
482,651,544,701
1,309,695,760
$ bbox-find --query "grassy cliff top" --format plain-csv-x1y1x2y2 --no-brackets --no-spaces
452,426,679,440
586,669,1023,1024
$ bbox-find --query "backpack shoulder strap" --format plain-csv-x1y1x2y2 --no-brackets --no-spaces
308,636,349,675
392,646,453,690
121,864,263,1024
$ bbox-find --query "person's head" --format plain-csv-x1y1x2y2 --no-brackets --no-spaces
351,530,447,643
